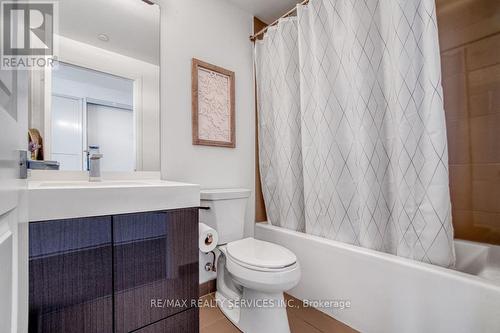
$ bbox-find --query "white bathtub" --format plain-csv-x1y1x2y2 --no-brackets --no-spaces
255,223,500,333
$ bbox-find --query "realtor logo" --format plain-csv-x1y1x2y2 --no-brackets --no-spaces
1,1,58,69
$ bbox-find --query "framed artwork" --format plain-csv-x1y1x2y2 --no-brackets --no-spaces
191,58,235,148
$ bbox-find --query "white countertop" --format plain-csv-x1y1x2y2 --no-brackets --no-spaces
28,179,200,222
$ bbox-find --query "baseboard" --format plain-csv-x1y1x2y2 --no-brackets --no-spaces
199,279,217,297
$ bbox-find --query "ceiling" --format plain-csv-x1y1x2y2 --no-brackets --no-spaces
59,0,160,65
227,0,302,24
57,0,301,65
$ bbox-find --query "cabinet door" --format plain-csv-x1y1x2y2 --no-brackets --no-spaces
29,216,113,333
113,208,199,333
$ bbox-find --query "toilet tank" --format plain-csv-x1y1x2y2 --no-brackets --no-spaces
200,188,251,245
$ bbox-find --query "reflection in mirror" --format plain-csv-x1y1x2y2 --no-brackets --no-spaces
28,0,160,172
51,62,134,171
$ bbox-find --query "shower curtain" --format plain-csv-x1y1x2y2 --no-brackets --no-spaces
255,18,305,232
255,0,455,267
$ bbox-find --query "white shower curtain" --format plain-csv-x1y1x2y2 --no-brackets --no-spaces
256,0,455,267
256,18,305,232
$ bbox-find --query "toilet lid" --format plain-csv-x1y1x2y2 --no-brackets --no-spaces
227,238,297,269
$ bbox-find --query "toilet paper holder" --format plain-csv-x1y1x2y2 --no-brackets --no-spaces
205,250,217,272
199,206,216,272
205,233,214,245
199,206,213,246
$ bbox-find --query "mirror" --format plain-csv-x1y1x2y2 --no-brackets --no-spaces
28,0,160,172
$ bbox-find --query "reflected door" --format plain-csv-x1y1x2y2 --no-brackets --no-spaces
51,95,84,170
87,103,134,172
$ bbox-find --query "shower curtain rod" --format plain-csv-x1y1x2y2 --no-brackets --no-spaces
250,0,310,41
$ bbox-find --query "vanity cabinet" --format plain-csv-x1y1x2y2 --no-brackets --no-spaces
29,208,199,333
29,216,113,333
113,210,199,332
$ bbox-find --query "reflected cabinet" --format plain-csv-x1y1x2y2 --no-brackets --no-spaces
29,208,199,333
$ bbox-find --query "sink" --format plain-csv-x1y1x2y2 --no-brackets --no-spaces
36,181,150,188
28,179,200,222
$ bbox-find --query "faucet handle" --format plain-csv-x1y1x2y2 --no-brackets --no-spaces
90,153,103,159
85,145,101,156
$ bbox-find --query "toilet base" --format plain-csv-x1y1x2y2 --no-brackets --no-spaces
215,291,240,325
216,288,291,333
214,244,297,333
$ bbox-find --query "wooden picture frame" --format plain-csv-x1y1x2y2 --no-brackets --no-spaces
191,58,235,148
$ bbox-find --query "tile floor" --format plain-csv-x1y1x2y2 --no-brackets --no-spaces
199,293,357,333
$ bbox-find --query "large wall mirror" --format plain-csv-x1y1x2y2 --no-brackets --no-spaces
29,0,160,172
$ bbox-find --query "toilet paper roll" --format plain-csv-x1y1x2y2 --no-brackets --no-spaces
199,223,218,253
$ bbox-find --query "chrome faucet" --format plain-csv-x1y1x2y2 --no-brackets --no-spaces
89,152,103,181
86,146,103,182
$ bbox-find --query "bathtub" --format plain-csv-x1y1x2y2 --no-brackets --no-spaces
255,223,500,333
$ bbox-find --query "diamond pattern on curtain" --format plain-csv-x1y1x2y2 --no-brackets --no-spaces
255,0,455,267
256,18,305,232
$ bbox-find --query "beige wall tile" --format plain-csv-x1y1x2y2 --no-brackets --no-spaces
438,0,500,245
472,211,500,244
471,164,500,213
466,33,500,71
441,49,466,78
473,211,500,229
443,73,468,121
468,64,500,117
472,180,500,213
468,85,500,118
452,209,473,239
449,164,472,210
470,113,500,163
437,0,500,51
471,163,500,181
446,118,471,164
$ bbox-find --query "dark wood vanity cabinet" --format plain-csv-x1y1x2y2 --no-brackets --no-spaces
29,216,114,333
29,208,199,333
113,209,199,332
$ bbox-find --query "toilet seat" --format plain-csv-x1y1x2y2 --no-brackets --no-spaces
219,238,300,294
226,237,297,271
224,249,301,293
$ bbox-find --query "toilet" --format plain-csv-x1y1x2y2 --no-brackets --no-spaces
200,189,301,333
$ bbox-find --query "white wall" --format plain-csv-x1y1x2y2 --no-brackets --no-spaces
52,63,134,107
159,0,255,283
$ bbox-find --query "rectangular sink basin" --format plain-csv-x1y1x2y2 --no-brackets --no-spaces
28,179,200,222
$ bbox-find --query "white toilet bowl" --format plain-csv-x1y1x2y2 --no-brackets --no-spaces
199,189,300,332
215,237,301,333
